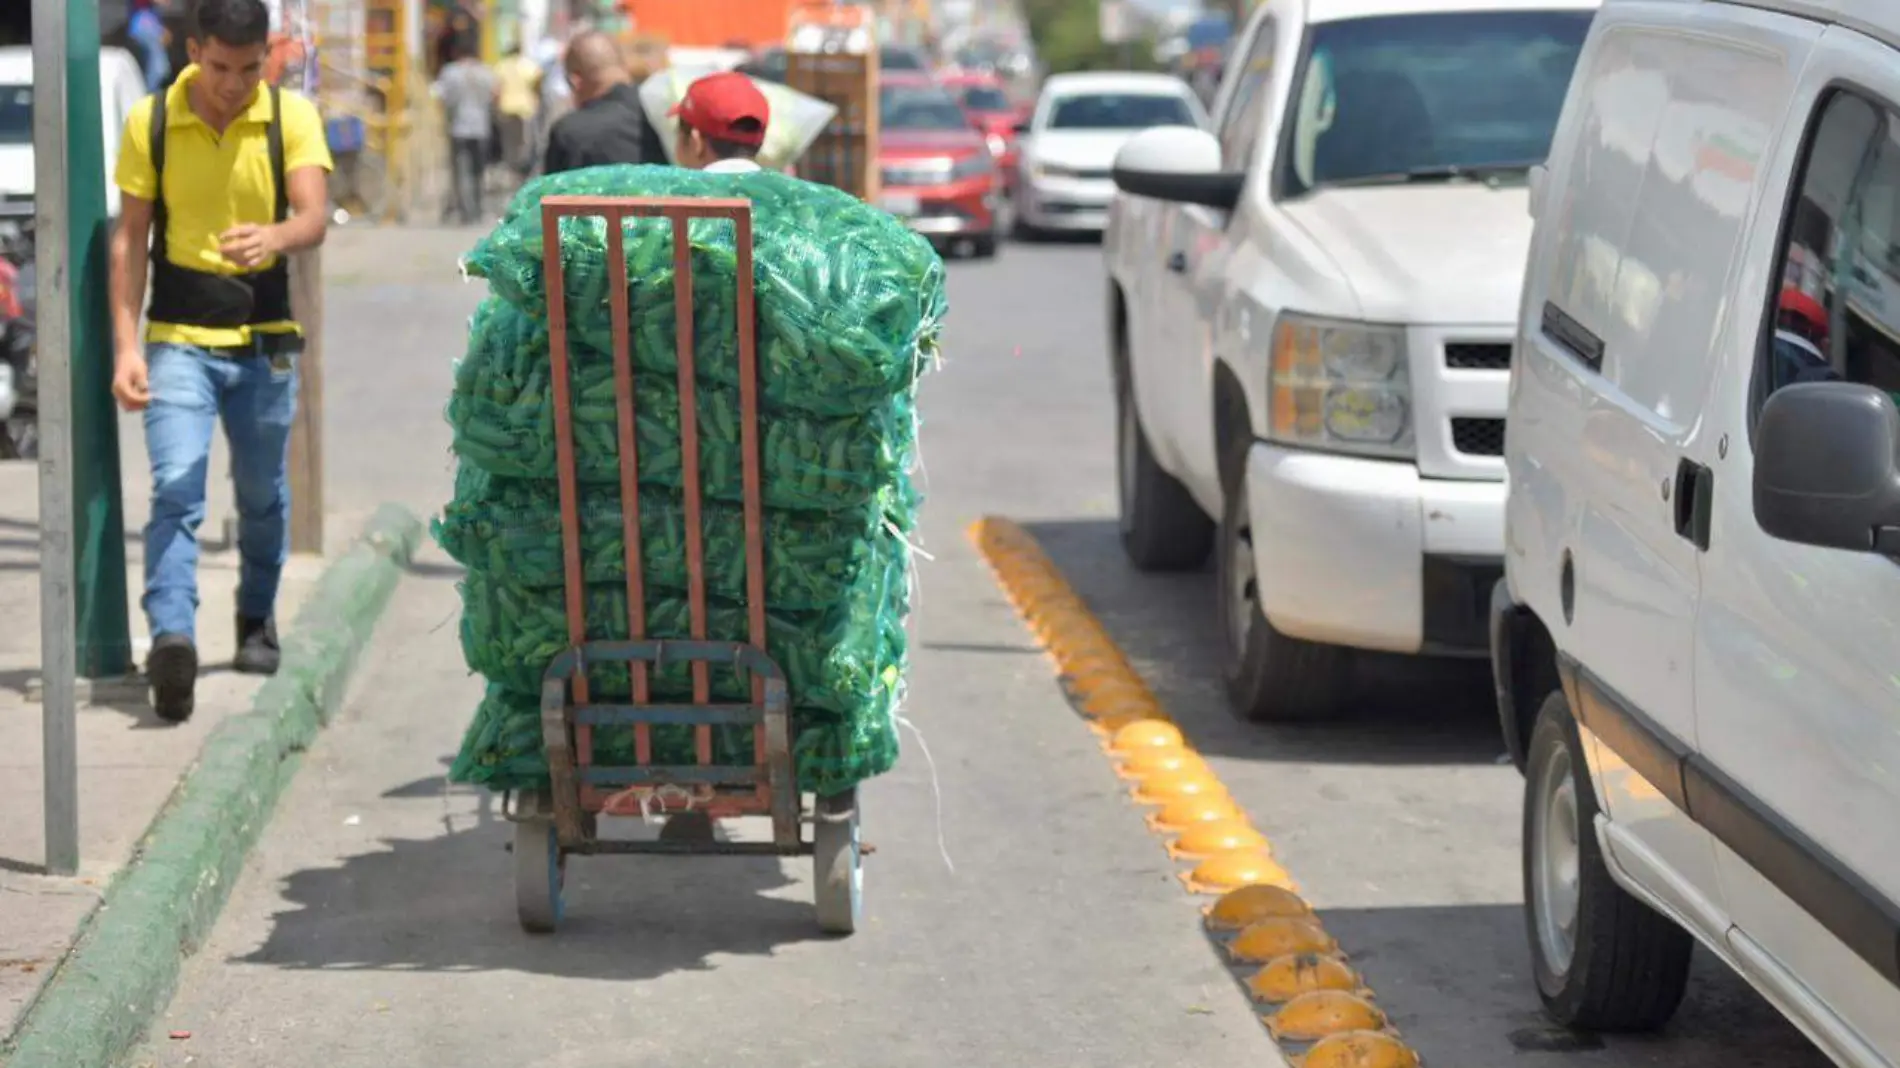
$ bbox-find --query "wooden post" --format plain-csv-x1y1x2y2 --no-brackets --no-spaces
289,247,325,556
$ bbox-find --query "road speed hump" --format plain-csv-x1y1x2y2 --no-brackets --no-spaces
1246,953,1361,1003
1108,719,1184,755
1206,883,1312,929
1131,768,1227,806
1146,793,1243,833
1167,819,1268,859
1182,851,1295,894
1228,916,1335,963
1266,991,1388,1042
1297,1030,1421,1068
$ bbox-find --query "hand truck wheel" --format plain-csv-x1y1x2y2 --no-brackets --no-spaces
515,817,565,934
813,789,862,936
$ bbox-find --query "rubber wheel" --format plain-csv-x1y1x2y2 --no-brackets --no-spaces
1115,378,1213,571
813,789,863,936
515,818,565,934
1524,691,1692,1031
1217,474,1349,721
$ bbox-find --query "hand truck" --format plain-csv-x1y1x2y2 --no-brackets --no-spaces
505,194,864,936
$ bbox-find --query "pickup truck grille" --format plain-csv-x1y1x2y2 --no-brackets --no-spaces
1450,417,1506,457
1444,342,1511,370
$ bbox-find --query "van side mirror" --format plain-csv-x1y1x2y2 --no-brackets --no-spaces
1753,382,1900,554
1112,125,1242,211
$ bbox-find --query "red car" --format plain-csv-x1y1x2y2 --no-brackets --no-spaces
874,74,1002,258
941,72,1027,193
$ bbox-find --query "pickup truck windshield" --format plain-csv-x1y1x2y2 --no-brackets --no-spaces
881,86,971,132
0,85,28,146
1282,10,1590,196
960,85,1012,113
1049,93,1196,130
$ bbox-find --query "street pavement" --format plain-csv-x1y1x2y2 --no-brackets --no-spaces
131,228,1832,1068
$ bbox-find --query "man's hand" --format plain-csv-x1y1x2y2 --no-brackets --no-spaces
112,349,151,411
218,223,282,269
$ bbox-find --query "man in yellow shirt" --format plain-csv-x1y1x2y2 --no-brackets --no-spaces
108,0,333,723
494,44,543,182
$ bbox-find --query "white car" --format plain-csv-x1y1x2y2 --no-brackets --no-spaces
1103,0,1597,721
1493,0,1900,1062
1015,71,1206,236
0,45,147,220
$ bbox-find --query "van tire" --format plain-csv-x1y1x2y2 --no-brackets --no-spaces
1116,379,1213,571
1217,476,1350,722
1524,691,1693,1032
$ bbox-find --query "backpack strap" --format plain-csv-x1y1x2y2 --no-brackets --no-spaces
148,89,168,264
268,84,287,223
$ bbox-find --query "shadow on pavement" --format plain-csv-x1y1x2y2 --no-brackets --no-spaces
1021,518,1505,767
233,778,823,980
1261,902,1830,1068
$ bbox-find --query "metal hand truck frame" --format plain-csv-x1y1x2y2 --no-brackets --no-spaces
504,195,864,936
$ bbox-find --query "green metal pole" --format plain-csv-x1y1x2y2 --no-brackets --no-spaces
65,0,134,680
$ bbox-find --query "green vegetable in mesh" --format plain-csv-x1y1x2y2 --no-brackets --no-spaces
454,529,910,716
435,464,912,612
448,681,902,797
461,165,948,418
449,297,918,512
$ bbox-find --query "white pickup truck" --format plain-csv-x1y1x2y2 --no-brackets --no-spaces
1102,0,1598,721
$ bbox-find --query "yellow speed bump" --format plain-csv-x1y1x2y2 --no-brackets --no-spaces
1206,883,1312,929
1228,916,1336,963
1109,719,1184,755
1167,818,1269,859
1181,851,1296,895
1147,793,1244,833
1131,768,1228,806
1117,747,1210,782
1246,954,1363,1003
966,517,1419,1068
1266,991,1388,1042
1297,1030,1422,1068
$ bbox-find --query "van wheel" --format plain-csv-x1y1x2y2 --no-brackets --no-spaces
1524,691,1693,1031
1116,379,1213,571
1217,476,1350,722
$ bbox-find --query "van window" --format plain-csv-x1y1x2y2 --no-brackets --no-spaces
0,84,26,145
1280,9,1591,195
1762,90,1900,410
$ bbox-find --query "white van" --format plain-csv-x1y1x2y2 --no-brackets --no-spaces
0,45,148,219
1492,0,1900,1062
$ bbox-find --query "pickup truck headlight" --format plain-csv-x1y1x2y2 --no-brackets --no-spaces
1030,161,1081,181
1267,314,1413,459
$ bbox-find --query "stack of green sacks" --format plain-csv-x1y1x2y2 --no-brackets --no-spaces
437,164,945,797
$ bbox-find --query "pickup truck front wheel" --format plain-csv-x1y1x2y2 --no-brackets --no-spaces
1218,476,1350,722
1117,382,1214,571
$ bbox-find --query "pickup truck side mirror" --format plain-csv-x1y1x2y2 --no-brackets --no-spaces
1754,382,1900,554
1111,125,1242,211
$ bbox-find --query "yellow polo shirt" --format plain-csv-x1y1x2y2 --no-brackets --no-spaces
114,65,334,348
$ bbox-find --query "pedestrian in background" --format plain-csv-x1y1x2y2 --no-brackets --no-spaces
542,32,665,174
106,0,334,723
128,0,173,93
494,43,542,184
432,41,498,224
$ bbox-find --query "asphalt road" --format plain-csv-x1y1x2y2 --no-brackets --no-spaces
131,227,1832,1068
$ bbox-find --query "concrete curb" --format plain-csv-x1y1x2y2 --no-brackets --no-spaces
1,504,425,1068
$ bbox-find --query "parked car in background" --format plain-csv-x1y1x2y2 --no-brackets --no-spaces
942,71,1027,194
1016,72,1205,237
0,44,145,220
1494,1,1900,1062
879,45,933,75
876,73,1000,258
1103,0,1595,722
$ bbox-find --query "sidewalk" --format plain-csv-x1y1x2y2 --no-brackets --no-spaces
0,417,323,1038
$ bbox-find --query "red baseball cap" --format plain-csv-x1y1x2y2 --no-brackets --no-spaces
670,72,771,146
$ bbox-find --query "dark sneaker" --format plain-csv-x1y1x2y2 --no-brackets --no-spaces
234,615,281,676
147,634,199,724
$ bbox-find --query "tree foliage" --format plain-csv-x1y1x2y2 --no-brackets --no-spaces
1022,0,1165,74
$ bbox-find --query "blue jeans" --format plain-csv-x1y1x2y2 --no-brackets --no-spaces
142,341,299,643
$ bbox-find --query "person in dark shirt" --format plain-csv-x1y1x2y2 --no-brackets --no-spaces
541,32,668,174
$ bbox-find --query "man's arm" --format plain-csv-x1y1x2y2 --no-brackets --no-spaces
109,195,154,408
220,97,332,266
542,116,574,175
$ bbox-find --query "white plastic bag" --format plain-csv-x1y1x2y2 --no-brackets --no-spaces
638,69,838,170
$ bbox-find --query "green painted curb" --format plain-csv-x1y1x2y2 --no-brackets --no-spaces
1,504,425,1068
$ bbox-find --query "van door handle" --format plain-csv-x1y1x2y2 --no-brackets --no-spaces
1166,251,1187,273
1673,458,1714,551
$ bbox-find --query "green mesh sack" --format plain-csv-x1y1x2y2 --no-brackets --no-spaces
447,680,902,798
460,165,948,418
449,297,918,512
455,529,910,716
434,464,913,612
